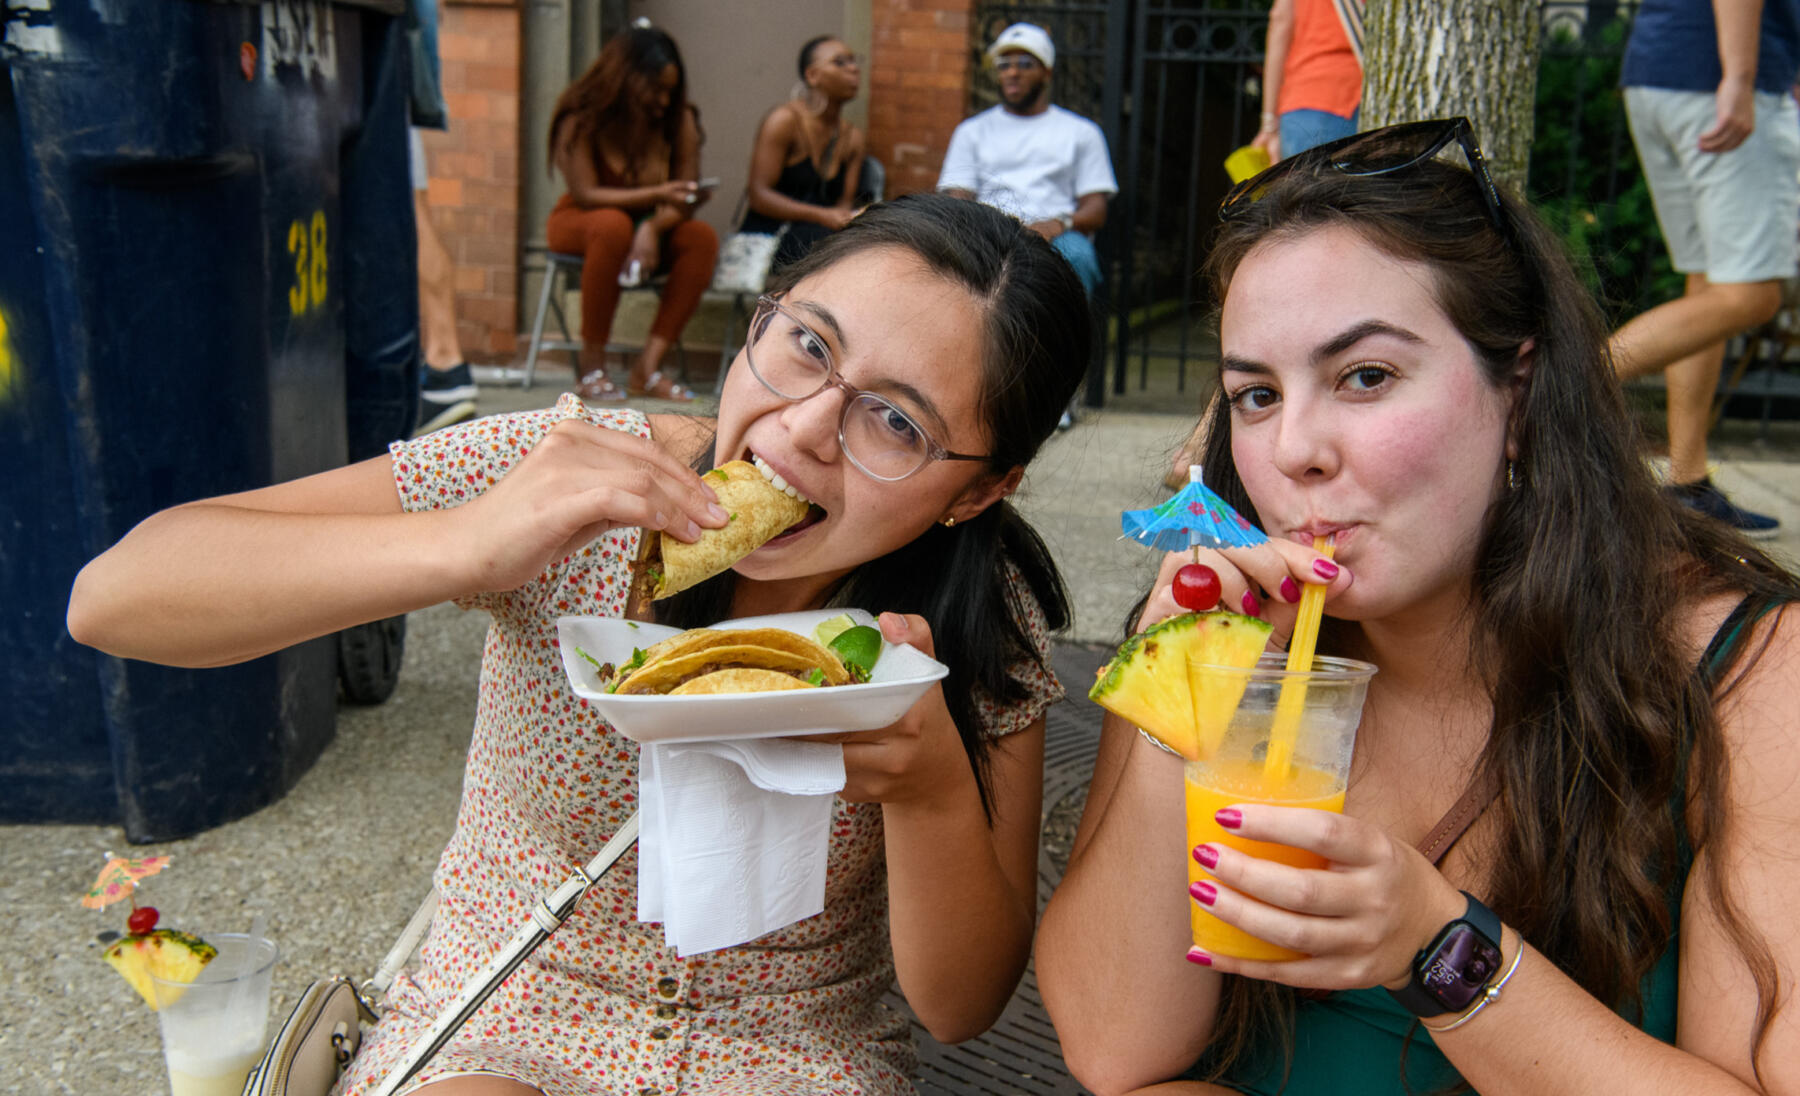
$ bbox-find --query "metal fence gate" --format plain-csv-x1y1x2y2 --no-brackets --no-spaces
968,0,1657,408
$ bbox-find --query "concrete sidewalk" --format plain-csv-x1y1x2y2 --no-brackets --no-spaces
8,379,1800,1094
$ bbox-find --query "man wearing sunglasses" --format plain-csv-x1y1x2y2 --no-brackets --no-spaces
939,22,1116,429
1608,0,1800,537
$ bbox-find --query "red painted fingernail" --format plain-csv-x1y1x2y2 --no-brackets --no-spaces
1215,808,1243,829
1241,589,1261,616
1189,880,1217,906
1186,947,1214,966
1193,844,1219,869
1279,576,1301,603
1313,558,1340,580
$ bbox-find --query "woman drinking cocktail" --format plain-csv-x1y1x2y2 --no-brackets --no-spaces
1037,119,1800,1095
68,194,1088,1096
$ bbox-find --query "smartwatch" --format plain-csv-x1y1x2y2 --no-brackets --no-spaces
1384,891,1504,1017
1056,211,1075,233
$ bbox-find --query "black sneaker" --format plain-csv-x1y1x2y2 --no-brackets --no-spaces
1665,477,1779,539
419,362,478,433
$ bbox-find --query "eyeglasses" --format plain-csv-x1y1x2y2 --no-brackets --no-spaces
744,296,992,482
994,56,1042,73
1219,117,1511,243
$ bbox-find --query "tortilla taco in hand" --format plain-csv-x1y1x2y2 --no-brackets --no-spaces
639,460,814,601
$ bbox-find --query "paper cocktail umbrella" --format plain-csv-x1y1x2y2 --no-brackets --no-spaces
1121,465,1269,555
81,855,171,909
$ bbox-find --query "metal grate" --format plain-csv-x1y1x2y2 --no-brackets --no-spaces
887,642,1110,1095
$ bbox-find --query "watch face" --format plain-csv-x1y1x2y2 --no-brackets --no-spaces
1418,923,1503,1012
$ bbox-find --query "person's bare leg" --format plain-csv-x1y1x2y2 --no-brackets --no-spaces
1610,273,1782,485
415,189,465,372
1609,273,1781,381
630,334,674,388
1661,337,1729,484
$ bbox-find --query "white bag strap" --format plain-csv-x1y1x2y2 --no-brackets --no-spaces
370,811,641,1096
368,891,440,995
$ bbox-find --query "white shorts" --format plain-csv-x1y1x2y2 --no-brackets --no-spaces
1625,85,1800,283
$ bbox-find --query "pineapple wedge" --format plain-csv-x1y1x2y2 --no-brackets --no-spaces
1089,610,1272,759
102,929,216,1010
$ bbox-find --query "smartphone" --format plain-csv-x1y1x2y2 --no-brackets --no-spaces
695,177,721,193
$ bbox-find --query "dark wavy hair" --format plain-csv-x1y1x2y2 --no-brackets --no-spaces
548,25,694,183
659,193,1091,815
1190,154,1796,1085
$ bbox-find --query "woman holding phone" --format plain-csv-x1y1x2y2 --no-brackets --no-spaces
545,23,717,403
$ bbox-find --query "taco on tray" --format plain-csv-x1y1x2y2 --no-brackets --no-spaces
609,627,851,695
638,460,815,601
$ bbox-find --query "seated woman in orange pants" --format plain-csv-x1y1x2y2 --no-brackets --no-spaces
547,23,718,402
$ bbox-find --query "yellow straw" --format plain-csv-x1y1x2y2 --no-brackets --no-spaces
1263,535,1336,780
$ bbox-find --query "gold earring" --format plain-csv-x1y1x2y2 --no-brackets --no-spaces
941,516,957,528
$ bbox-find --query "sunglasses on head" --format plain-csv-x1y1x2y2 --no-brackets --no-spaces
1219,117,1511,243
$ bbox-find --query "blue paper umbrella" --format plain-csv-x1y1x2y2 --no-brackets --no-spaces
1121,465,1269,553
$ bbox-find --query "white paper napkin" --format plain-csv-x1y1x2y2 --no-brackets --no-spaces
637,738,846,956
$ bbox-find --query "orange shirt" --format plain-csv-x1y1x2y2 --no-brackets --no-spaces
1276,0,1363,118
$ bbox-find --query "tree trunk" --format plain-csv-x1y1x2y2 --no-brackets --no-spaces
1361,0,1541,195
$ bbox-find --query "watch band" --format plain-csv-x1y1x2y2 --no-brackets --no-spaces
1056,211,1074,232
1384,891,1502,1017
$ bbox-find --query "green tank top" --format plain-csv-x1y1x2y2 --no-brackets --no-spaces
1192,597,1776,1095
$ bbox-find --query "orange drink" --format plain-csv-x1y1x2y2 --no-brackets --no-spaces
1185,651,1375,960
1186,758,1345,960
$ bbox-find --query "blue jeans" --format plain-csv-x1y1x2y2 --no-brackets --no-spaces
1280,108,1359,158
1052,230,1103,297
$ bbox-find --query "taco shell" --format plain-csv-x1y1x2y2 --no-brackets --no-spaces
647,461,811,600
670,668,818,695
613,630,849,695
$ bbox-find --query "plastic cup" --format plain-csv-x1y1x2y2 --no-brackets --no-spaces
151,933,278,1096
1185,653,1375,960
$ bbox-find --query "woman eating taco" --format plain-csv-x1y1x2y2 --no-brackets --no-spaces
66,193,1089,1095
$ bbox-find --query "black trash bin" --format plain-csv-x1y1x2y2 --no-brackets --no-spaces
1,0,419,841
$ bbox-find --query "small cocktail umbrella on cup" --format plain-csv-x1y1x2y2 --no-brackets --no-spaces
1121,464,1268,558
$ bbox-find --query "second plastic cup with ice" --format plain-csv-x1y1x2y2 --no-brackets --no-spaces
151,933,278,1096
1185,651,1376,961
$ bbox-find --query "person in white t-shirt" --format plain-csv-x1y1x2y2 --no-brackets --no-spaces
940,23,1116,430
939,22,1117,299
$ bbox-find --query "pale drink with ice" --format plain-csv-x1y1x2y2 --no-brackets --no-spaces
152,933,277,1096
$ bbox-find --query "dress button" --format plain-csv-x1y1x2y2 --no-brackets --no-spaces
655,1002,677,1020
655,977,678,998
650,1026,672,1040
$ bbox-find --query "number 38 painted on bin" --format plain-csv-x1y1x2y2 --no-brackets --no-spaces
286,210,329,316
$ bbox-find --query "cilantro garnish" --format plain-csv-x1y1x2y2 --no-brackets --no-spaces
605,647,650,694
707,468,730,482
574,646,605,672
805,668,826,686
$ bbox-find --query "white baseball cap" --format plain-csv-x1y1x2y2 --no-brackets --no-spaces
988,23,1054,70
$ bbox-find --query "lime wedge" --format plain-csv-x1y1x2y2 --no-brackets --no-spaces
812,613,860,647
828,625,883,680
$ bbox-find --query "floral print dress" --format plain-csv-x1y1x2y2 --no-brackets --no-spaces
335,394,1064,1095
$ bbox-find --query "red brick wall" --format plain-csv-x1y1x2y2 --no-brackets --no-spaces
422,0,521,361
867,0,974,197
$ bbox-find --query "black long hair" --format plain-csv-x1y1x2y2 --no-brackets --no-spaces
658,194,1091,815
1191,150,1797,1084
